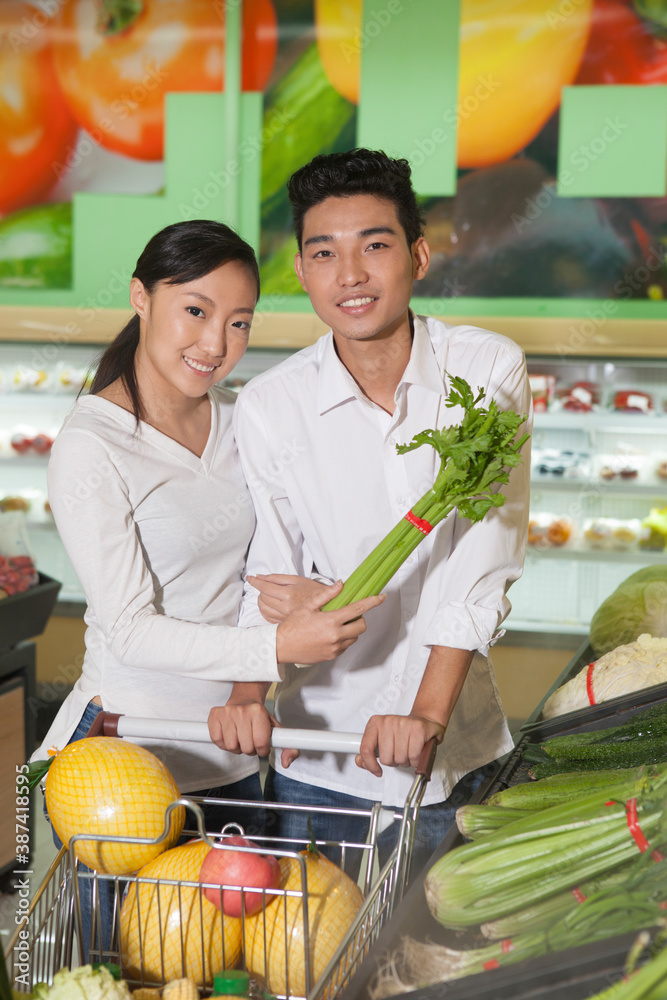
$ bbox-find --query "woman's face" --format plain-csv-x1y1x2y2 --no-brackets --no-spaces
131,260,258,401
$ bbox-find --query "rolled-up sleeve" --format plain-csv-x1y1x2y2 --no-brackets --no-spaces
422,349,533,655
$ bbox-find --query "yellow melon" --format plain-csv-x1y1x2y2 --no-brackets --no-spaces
245,850,363,997
45,737,184,875
121,840,242,988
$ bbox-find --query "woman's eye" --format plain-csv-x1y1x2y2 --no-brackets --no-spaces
232,321,251,331
187,306,205,318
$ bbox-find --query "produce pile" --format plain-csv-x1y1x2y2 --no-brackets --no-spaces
370,759,667,997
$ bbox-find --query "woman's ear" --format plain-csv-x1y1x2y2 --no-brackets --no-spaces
129,277,149,319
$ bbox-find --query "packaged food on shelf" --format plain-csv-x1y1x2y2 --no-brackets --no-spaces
596,453,645,482
655,458,667,480
555,381,600,412
583,518,641,550
0,423,58,458
532,448,591,478
0,488,50,524
527,513,575,548
528,374,556,412
613,390,653,413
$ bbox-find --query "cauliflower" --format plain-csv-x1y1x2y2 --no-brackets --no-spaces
32,965,131,999
543,634,667,718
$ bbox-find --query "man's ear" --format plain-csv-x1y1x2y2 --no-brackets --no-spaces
129,277,149,319
412,237,430,282
294,252,307,292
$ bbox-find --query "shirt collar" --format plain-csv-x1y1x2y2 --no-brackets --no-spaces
316,314,447,416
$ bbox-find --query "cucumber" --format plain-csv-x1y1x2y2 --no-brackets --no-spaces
261,42,355,210
0,202,72,289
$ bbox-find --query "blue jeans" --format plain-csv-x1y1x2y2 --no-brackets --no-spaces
263,765,486,882
43,701,264,963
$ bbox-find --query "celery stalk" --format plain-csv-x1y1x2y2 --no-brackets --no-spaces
323,374,528,610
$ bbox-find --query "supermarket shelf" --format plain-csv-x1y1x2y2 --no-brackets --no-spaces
505,618,589,636
533,411,667,432
526,545,667,563
531,475,667,497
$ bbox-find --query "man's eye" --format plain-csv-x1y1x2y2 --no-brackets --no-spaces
187,306,205,317
368,242,387,250
313,250,333,258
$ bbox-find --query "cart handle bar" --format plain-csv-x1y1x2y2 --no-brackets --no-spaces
87,711,436,780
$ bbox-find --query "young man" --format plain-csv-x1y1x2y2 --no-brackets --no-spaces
209,148,532,871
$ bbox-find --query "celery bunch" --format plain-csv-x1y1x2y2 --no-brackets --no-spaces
425,771,667,929
324,374,529,611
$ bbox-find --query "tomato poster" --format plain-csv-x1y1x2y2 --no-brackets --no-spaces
0,0,666,301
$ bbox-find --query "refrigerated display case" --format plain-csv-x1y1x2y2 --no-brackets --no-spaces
1,342,666,634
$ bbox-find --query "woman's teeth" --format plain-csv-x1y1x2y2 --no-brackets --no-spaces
184,356,216,373
339,297,375,307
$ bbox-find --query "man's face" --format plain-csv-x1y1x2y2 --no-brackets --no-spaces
294,194,429,342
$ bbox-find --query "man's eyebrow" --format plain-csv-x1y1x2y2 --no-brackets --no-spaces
358,226,398,238
303,234,334,247
303,226,398,248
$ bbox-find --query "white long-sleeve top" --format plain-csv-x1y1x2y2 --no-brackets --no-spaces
235,315,532,807
34,386,280,791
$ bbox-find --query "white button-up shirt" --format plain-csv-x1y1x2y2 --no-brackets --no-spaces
235,315,532,806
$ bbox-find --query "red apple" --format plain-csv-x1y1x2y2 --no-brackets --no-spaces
198,834,281,917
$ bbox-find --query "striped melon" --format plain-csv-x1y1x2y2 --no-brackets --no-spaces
121,840,242,988
45,737,184,875
244,850,363,997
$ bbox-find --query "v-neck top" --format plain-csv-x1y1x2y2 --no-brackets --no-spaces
33,385,279,791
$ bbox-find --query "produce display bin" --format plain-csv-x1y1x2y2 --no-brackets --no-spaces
333,710,667,1000
519,637,667,735
0,572,61,651
5,720,437,999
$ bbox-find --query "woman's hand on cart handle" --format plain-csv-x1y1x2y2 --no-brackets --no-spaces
276,584,386,664
208,683,300,767
356,714,445,777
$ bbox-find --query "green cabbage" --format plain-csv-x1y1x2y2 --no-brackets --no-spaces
590,565,667,656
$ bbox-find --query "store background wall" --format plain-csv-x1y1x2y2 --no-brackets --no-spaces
0,0,665,731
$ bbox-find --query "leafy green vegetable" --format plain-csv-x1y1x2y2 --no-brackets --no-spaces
28,965,130,998
324,373,529,610
590,565,667,657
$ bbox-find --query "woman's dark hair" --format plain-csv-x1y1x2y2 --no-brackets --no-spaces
90,219,260,421
288,148,425,252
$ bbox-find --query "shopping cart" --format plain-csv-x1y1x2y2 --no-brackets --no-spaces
6,715,436,999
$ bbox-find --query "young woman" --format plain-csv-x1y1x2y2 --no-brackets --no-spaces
35,218,384,824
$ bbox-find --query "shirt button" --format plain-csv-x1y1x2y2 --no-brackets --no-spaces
397,497,406,506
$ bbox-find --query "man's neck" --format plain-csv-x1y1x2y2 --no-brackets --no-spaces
332,314,414,416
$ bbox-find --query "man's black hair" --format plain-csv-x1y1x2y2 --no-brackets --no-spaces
288,148,425,252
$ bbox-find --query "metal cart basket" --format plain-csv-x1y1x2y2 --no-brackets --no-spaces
6,715,436,1000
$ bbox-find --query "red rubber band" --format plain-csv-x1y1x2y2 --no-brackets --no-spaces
652,850,664,863
483,960,500,971
501,939,513,953
586,663,596,705
626,798,651,854
404,510,434,535
572,887,587,904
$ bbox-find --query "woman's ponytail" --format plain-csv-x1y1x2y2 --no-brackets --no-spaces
89,314,143,421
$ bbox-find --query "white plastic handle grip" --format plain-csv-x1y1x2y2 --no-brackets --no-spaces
115,716,362,755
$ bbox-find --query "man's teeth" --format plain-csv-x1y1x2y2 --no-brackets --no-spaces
184,356,216,373
339,297,375,307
